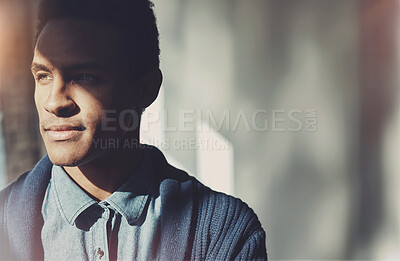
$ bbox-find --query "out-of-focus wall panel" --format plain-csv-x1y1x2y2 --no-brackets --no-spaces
154,0,399,259
351,0,400,258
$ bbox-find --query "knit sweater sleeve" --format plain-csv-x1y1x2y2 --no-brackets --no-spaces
0,176,20,261
192,184,267,260
0,184,10,260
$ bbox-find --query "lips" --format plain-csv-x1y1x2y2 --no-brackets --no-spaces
44,125,85,141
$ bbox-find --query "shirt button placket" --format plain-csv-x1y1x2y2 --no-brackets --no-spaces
93,206,110,261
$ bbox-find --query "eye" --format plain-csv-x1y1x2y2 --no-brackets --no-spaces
35,73,53,85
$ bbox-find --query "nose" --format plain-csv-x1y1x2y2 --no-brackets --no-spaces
44,78,78,117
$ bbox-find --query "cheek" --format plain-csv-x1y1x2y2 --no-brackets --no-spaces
34,88,45,115
82,109,103,129
77,97,107,128
76,84,116,109
34,87,40,107
78,88,118,123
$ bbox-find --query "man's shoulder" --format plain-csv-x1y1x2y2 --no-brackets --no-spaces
149,146,266,259
0,170,31,204
193,182,265,237
158,166,259,222
148,145,262,224
149,145,264,229
154,160,267,260
0,169,31,232
0,155,52,205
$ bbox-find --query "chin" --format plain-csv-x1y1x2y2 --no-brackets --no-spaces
48,152,85,167
45,142,92,167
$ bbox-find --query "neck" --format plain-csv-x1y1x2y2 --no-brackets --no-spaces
63,147,144,201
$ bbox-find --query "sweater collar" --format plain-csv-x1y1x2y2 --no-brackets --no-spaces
6,155,52,260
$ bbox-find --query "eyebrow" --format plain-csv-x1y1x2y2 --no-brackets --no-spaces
31,62,52,73
31,62,107,74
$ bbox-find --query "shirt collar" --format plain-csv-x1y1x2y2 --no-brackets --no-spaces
51,165,96,226
103,149,154,225
50,148,154,227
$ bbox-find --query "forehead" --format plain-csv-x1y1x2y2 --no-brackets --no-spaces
34,18,126,70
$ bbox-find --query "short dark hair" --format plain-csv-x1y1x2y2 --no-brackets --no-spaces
36,0,160,79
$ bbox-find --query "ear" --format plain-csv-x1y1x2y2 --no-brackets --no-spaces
137,68,163,109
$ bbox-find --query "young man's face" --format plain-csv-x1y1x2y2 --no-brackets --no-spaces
32,18,134,166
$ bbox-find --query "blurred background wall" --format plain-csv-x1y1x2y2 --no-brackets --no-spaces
0,0,398,259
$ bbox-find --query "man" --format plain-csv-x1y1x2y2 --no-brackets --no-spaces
0,0,267,260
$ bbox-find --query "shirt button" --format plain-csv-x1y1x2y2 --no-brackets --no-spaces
96,247,104,259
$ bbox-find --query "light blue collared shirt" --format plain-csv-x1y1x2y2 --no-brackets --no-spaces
41,150,161,261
